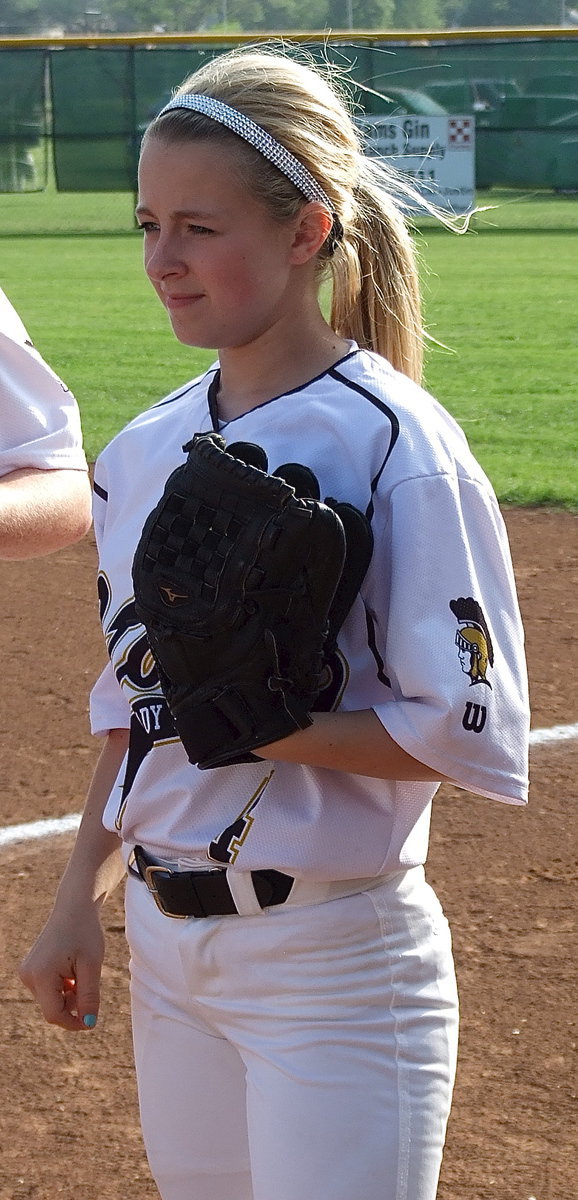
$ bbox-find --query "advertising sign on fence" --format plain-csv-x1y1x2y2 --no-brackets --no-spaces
357,114,476,215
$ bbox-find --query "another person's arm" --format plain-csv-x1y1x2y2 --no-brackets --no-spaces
0,287,92,556
19,728,129,1031
0,466,92,558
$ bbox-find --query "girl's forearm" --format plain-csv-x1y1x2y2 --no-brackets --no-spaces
55,727,130,910
257,709,449,782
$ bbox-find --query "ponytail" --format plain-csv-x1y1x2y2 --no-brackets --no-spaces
329,173,424,384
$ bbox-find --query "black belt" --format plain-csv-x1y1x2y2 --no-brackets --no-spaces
130,845,294,919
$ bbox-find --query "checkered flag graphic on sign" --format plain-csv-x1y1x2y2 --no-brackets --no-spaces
448,119,472,148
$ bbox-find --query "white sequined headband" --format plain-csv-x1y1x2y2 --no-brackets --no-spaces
157,92,343,246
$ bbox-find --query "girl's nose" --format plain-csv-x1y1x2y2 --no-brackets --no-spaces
145,238,186,283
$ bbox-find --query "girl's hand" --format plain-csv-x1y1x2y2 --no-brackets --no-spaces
19,902,106,1032
18,728,129,1031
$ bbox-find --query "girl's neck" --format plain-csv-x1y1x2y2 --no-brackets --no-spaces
215,315,351,423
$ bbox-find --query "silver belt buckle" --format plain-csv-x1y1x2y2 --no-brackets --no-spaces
143,861,188,920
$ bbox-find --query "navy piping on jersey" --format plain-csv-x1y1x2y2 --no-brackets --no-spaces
208,349,361,429
326,365,400,694
327,366,400,522
365,609,391,690
92,371,221,503
93,479,108,502
208,372,220,431
153,368,219,411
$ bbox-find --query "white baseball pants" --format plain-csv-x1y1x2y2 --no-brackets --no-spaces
125,865,459,1200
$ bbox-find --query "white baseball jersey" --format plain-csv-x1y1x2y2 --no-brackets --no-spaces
91,345,529,880
0,287,87,477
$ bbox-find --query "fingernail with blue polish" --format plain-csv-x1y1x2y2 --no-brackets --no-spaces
83,1014,97,1029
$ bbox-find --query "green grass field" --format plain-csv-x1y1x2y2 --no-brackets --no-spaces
1,186,576,507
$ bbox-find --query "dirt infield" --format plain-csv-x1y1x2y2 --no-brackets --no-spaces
1,507,576,1200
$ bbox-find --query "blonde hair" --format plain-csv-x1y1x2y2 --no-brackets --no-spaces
145,45,429,383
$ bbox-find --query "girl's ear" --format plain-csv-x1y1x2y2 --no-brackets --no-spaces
289,203,334,265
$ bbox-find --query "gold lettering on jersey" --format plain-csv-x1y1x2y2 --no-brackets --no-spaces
208,771,275,866
97,571,179,830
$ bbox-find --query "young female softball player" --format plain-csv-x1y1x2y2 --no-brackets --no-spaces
20,45,530,1200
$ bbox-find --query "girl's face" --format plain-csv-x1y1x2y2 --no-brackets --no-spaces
137,137,312,352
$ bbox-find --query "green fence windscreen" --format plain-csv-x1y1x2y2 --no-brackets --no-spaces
133,46,222,123
0,50,47,192
333,36,577,104
51,45,229,191
50,49,137,191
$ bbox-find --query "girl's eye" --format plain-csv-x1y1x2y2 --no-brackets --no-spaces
189,224,213,235
136,221,158,233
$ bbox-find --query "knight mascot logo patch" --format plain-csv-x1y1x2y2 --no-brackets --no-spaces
450,596,494,688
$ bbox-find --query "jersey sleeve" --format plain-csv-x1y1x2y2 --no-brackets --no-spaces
91,450,109,553
372,472,530,805
0,289,87,476
90,660,131,735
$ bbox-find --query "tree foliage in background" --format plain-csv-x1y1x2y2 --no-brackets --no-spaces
392,0,443,26
458,0,566,26
0,0,571,35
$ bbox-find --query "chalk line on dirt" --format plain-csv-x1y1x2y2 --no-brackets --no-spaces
528,721,578,745
0,813,82,847
1,721,577,849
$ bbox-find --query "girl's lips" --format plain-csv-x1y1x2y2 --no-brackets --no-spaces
165,294,203,309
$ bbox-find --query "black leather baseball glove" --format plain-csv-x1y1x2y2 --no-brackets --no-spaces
132,432,372,770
